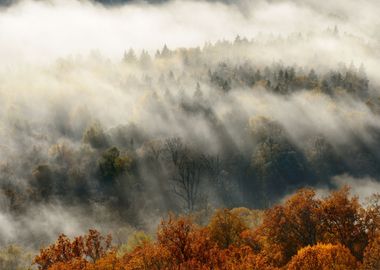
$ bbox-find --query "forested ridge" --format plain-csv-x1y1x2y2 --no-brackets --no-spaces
0,34,379,268
2,34,379,215
1,0,380,268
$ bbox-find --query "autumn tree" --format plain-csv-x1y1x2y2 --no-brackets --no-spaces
362,193,380,239
286,243,357,270
210,246,276,270
208,208,248,248
157,214,200,264
34,229,112,270
317,186,368,260
361,233,380,270
257,189,320,266
123,242,172,270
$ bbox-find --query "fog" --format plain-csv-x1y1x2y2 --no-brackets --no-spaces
0,0,379,253
0,0,379,63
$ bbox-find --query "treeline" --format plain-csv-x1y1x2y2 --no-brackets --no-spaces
4,117,380,222
209,61,369,98
123,37,372,99
1,61,379,227
0,34,379,246
30,187,380,270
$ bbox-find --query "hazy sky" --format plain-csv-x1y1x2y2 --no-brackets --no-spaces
0,0,379,66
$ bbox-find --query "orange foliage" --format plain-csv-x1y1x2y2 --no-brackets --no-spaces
34,187,380,270
34,229,112,270
286,243,358,270
208,208,248,248
46,258,88,270
361,233,380,270
362,193,380,239
156,214,215,266
257,188,320,266
317,186,368,259
209,246,277,270
123,242,172,270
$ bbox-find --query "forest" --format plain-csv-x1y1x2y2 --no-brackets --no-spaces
0,34,379,269
28,187,379,270
0,0,379,269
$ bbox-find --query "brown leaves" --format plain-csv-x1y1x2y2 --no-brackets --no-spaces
317,186,368,259
286,243,358,270
361,233,380,270
257,188,320,266
208,208,248,249
34,229,112,270
34,187,380,270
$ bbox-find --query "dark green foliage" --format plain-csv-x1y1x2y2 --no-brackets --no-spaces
98,147,131,182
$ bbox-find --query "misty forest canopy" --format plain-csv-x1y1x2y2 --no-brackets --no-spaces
1,32,379,239
0,0,379,269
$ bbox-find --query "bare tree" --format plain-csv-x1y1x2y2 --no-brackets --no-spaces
202,154,224,184
144,139,164,162
165,138,203,212
165,137,184,166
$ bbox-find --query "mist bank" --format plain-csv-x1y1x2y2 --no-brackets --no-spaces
0,0,380,69
0,39,379,249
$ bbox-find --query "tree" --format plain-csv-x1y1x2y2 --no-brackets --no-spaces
202,154,224,184
165,138,204,212
157,214,195,264
361,233,380,270
123,240,172,270
208,208,248,248
286,243,357,270
257,189,320,266
172,153,203,212
165,137,185,167
363,194,380,239
307,69,318,89
32,164,54,200
156,214,214,266
305,136,342,180
83,122,109,149
98,147,132,182
143,140,163,163
34,229,112,270
252,135,308,203
160,45,172,58
317,186,368,260
139,50,151,68
123,49,137,64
